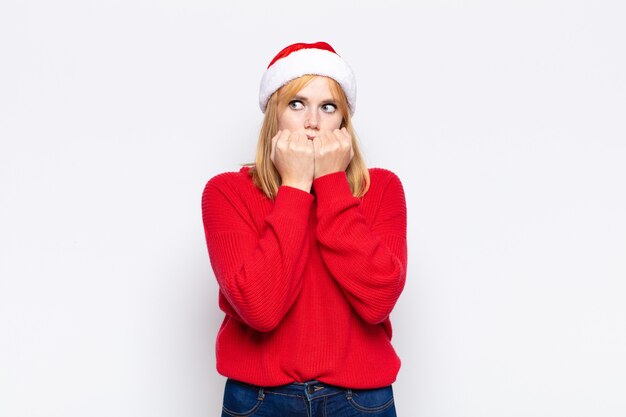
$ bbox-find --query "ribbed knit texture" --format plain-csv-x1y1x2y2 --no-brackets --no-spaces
201,167,407,388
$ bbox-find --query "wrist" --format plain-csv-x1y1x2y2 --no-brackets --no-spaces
281,179,312,193
314,168,344,179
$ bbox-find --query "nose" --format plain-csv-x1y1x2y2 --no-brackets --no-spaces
305,111,319,129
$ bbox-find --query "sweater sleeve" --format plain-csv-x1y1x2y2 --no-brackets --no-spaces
201,173,314,332
312,170,407,324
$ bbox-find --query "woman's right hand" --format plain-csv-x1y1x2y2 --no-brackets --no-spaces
270,129,315,192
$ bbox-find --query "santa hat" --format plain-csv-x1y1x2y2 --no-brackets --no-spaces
259,41,357,115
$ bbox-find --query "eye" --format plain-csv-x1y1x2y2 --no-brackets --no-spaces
288,100,304,110
321,103,337,113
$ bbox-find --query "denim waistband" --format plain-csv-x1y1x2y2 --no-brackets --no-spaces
229,378,347,401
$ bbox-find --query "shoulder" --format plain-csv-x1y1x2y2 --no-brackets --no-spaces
367,167,404,193
362,168,405,205
203,166,253,191
359,168,406,222
202,166,260,203
368,167,402,182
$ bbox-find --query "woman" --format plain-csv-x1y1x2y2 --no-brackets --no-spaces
202,41,407,417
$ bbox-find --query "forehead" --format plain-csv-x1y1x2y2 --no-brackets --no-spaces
294,76,334,98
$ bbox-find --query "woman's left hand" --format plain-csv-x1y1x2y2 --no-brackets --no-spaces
313,127,354,179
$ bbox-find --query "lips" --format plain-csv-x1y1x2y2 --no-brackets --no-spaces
306,135,316,140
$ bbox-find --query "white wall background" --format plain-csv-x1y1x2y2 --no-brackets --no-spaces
1,0,625,416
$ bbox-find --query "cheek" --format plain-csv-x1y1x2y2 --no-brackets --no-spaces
326,114,344,130
277,112,301,130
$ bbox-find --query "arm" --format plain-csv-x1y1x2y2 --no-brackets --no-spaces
201,174,314,332
313,170,407,324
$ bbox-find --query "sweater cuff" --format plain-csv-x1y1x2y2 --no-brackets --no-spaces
312,171,355,206
274,185,315,217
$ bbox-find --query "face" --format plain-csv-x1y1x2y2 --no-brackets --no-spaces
277,76,344,139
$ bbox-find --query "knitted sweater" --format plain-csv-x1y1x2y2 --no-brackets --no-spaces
201,166,407,388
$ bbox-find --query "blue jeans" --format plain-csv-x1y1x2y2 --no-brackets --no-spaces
221,378,397,417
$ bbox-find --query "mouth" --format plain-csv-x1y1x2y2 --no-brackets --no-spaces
306,135,316,140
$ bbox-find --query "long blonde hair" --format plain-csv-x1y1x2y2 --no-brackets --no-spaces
250,75,370,199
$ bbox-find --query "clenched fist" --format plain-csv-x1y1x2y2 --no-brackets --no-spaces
270,129,315,192
312,127,354,179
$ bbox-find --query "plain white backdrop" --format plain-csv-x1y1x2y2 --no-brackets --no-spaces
1,1,625,416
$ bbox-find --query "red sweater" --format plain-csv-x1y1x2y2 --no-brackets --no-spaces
201,167,407,388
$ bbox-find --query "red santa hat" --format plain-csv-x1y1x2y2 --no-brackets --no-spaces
259,41,357,115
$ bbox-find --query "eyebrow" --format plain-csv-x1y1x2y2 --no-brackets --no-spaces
292,94,336,103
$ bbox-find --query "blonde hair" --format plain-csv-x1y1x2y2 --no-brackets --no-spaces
249,75,370,199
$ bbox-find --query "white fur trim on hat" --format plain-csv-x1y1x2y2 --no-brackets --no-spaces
259,47,357,115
